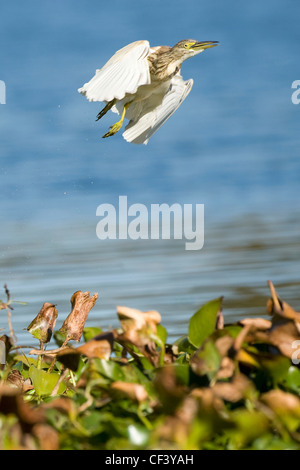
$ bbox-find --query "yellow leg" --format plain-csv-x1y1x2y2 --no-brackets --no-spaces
102,101,132,139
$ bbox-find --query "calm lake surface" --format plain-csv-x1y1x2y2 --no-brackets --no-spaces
0,0,300,345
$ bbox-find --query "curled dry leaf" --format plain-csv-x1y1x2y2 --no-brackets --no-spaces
110,381,148,402
155,415,189,444
32,423,59,451
27,303,58,344
154,396,200,444
57,332,114,360
267,321,300,358
216,356,235,379
231,282,300,361
212,374,254,403
117,305,161,344
6,369,23,389
239,318,272,330
244,281,300,359
260,390,300,416
153,365,188,415
176,396,199,424
76,331,114,359
238,321,299,362
42,397,75,416
116,306,162,364
215,308,224,330
6,369,34,393
0,383,45,425
267,280,300,323
215,335,235,357
190,387,225,412
233,324,252,352
59,291,98,342
55,332,114,370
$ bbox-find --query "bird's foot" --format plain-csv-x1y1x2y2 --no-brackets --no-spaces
102,120,123,138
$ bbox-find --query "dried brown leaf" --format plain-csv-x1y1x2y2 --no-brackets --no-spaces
239,318,272,330
154,395,200,444
215,335,235,357
244,321,300,361
76,331,114,359
42,396,76,415
216,357,235,379
190,387,225,412
212,374,253,403
268,320,300,358
267,280,300,323
260,390,300,416
32,423,59,450
234,324,252,352
6,369,24,389
110,381,148,402
55,331,114,370
116,305,162,365
154,365,187,413
59,291,98,342
0,384,45,426
27,302,58,344
117,305,161,343
215,308,224,330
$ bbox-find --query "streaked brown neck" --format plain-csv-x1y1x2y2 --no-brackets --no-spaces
148,47,181,81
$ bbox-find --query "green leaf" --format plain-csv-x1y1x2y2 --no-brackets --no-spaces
188,297,223,349
13,354,49,370
173,363,190,386
29,365,66,396
156,324,167,345
173,335,196,355
83,326,103,342
190,339,221,379
261,355,291,384
53,330,67,347
229,410,270,448
93,359,125,382
283,366,300,393
80,411,105,436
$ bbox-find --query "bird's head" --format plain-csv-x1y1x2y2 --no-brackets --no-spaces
172,39,219,61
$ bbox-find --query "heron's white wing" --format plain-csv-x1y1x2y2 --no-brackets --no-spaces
123,75,193,145
78,40,151,103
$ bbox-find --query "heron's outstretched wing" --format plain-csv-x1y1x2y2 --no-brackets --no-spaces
122,75,194,144
78,40,151,103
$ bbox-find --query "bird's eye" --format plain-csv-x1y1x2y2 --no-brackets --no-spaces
184,44,189,49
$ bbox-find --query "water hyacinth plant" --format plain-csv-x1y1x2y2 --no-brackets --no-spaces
0,282,299,450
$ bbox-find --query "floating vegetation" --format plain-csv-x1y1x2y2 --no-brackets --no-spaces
0,281,300,450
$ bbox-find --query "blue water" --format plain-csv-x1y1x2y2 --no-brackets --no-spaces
0,0,300,345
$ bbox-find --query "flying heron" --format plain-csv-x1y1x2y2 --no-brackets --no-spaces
78,39,219,144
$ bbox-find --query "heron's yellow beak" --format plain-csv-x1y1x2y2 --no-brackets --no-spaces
191,41,219,50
